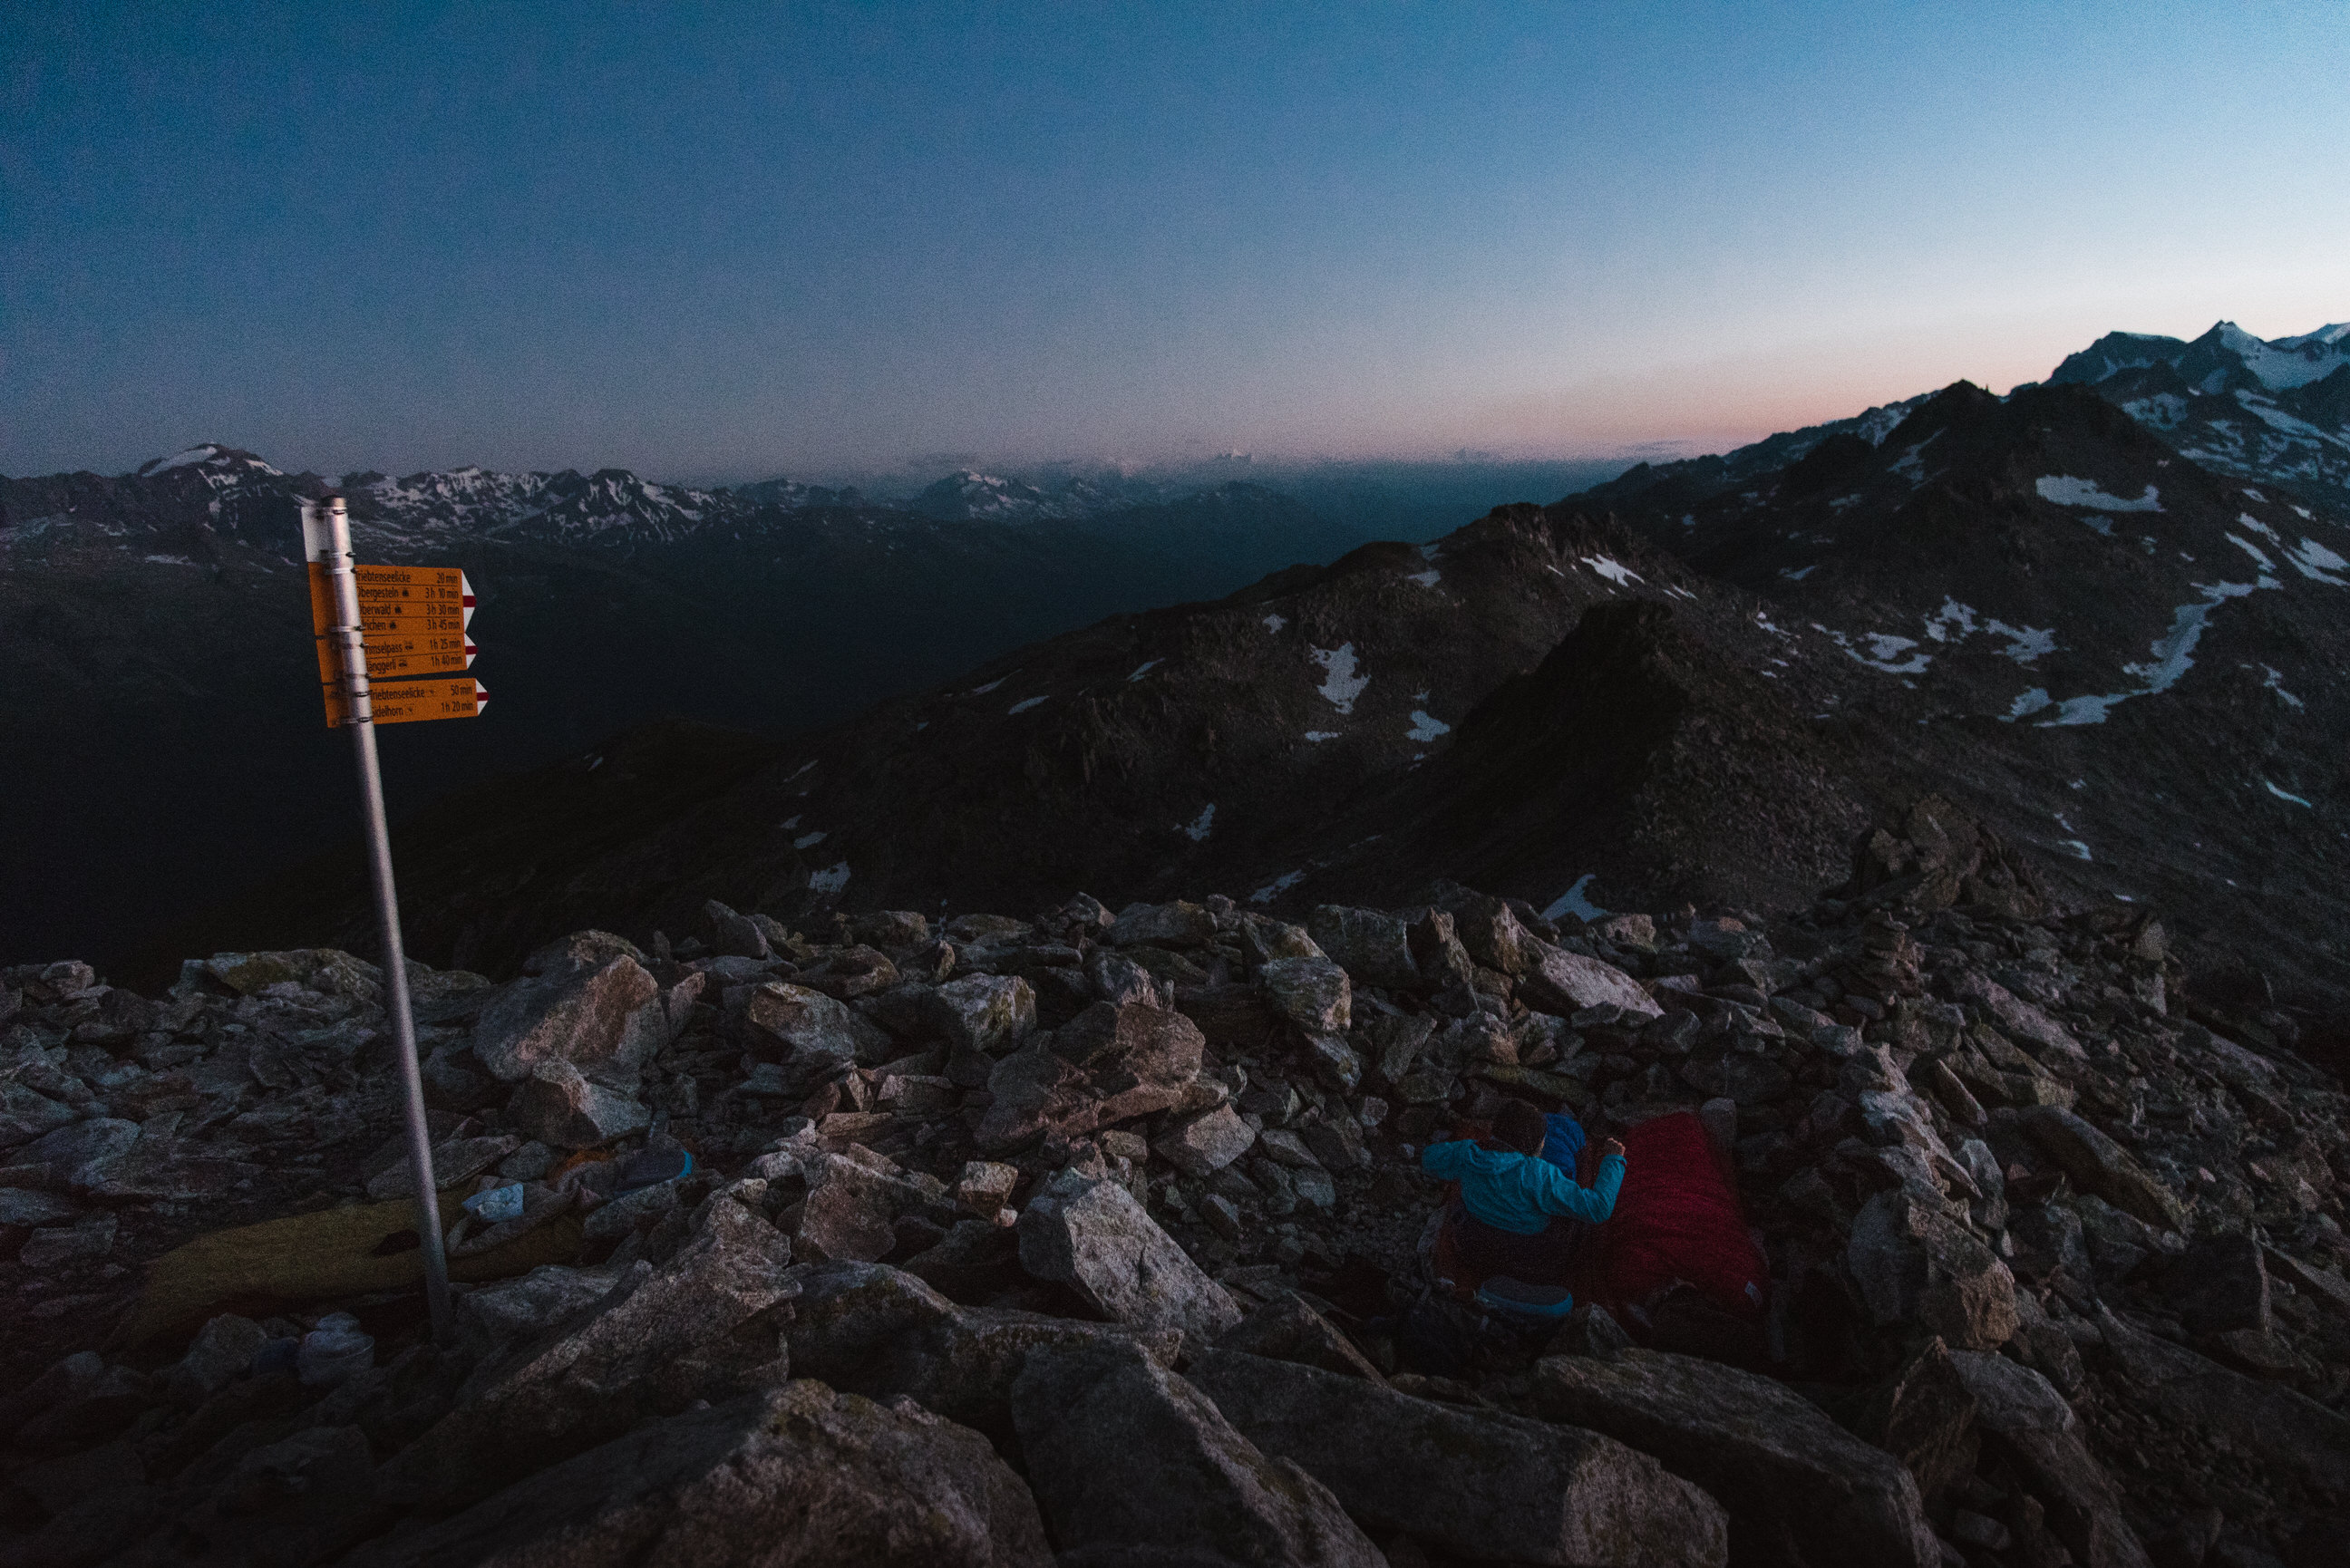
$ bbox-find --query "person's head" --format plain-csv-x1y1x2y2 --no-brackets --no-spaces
1493,1099,1547,1157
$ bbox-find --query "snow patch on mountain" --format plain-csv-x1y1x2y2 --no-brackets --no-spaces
1250,870,1306,904
1310,644,1368,713
2219,322,2350,390
1541,875,1607,922
2037,476,2163,512
2285,537,2350,586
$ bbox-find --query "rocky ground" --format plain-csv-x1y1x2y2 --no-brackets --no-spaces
5,804,2349,1567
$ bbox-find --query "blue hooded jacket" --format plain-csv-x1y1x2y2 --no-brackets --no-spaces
1421,1114,1624,1235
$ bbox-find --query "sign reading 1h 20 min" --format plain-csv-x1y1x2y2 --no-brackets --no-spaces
301,517,488,728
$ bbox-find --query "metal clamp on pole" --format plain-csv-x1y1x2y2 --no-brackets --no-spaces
312,494,453,1341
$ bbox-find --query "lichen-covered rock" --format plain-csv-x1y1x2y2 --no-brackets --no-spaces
1518,944,1662,1020
1012,1339,1384,1568
1193,1348,1727,1567
1856,1339,1980,1510
504,1060,652,1151
1847,1189,2020,1350
1106,900,1217,949
2022,1106,2190,1233
1152,1103,1258,1176
27,1117,141,1193
976,1001,1203,1152
1535,1347,1940,1568
792,1149,958,1263
927,973,1035,1054
1259,955,1352,1035
1015,1166,1241,1341
1443,890,1541,977
743,981,867,1073
1306,905,1420,990
349,1381,1053,1568
472,953,663,1084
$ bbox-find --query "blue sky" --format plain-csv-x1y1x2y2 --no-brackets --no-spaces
5,2,2345,480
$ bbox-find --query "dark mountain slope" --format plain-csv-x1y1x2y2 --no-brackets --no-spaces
184,508,1788,976
170,370,2350,1021
1302,598,1880,917
1567,377,2350,1013
1,455,1406,968
31,321,2350,1025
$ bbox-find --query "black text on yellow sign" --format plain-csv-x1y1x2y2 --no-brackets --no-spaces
309,563,486,724
324,677,490,729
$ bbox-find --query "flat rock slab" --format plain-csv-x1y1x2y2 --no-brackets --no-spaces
2022,1108,2189,1234
977,1002,1204,1153
1847,1189,2019,1350
382,1201,798,1515
2095,1302,2350,1495
1307,905,1419,990
1949,971,2087,1063
345,1381,1053,1568
1949,1351,2148,1568
472,956,661,1083
1192,1349,1727,1568
1012,1339,1384,1568
1948,1350,2075,1435
1520,946,1664,1021
1015,1166,1240,1342
1534,1348,1940,1568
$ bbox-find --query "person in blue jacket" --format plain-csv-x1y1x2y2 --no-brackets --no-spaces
1422,1099,1626,1286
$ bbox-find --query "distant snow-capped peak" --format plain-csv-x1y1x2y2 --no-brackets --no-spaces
133,444,284,479
2210,320,2350,391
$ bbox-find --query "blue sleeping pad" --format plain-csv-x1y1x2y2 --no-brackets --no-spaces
1474,1275,1576,1321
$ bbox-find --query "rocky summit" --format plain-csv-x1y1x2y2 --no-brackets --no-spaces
5,812,2350,1566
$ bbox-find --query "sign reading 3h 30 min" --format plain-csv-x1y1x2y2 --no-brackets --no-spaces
301,521,487,726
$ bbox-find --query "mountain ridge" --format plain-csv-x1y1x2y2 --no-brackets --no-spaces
10,318,2350,1029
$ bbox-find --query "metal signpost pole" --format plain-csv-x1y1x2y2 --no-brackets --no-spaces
316,493,452,1341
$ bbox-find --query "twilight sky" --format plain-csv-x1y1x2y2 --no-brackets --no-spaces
5,2,2345,483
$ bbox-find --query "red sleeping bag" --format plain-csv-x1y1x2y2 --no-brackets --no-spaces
1568,1110,1768,1325
1433,1111,1767,1328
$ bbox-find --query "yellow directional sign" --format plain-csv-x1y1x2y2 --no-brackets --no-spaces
308,563,483,714
307,564,474,634
325,677,489,729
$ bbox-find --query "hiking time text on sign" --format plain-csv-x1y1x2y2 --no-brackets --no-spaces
305,560,485,721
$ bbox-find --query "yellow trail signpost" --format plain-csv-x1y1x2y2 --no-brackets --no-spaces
298,493,488,1341
306,564,483,711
